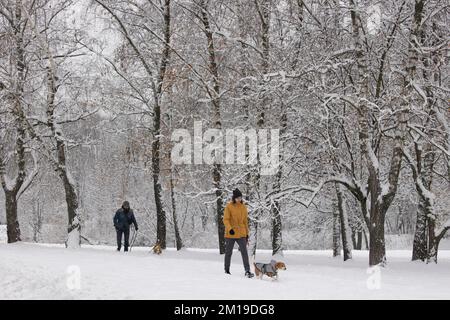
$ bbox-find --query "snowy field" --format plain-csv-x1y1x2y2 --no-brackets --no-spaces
1,242,450,300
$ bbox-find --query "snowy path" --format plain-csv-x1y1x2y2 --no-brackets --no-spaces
1,243,449,299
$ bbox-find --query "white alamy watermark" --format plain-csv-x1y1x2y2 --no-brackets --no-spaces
66,265,81,290
171,121,280,175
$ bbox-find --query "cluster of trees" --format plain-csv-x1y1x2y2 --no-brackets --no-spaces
0,0,448,266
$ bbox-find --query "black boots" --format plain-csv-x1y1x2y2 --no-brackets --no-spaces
245,271,254,278
225,270,254,278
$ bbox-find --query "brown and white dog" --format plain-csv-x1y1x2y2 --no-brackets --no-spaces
253,260,287,280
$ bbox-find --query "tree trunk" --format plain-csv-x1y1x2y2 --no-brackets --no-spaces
336,184,352,260
214,171,225,254
271,199,282,256
44,62,81,248
0,1,27,244
198,0,225,254
167,80,183,251
59,157,81,248
427,239,439,264
428,227,450,263
356,231,362,250
152,0,172,249
31,198,43,243
54,118,81,248
351,232,357,249
2,124,25,244
249,219,258,258
407,139,435,263
352,201,366,250
414,15,444,263
271,104,286,256
152,117,166,249
412,202,428,261
5,191,21,243
169,165,183,250
332,200,341,257
236,1,256,257
250,0,272,257
369,204,387,266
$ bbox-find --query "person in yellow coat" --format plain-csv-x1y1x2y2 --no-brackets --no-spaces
223,188,254,278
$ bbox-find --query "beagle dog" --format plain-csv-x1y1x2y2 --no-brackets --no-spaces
254,260,287,280
152,242,162,255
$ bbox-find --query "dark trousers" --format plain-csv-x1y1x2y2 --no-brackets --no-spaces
116,227,130,251
224,237,250,273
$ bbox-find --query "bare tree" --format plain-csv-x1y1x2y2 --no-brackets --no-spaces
93,0,173,249
0,1,37,243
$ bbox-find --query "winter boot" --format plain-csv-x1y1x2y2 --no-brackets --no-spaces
245,271,254,278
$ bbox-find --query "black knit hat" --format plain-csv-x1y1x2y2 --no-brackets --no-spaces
122,201,130,210
232,188,242,200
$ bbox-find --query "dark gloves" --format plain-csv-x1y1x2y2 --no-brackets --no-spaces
229,229,235,235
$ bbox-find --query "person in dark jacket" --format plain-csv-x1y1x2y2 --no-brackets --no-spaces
113,201,138,251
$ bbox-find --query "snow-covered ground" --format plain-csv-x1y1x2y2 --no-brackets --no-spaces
1,242,449,299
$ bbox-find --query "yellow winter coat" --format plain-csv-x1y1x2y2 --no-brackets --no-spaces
223,201,249,239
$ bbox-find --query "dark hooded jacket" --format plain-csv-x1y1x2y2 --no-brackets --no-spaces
113,208,138,230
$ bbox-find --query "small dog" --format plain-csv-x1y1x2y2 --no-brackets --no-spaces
254,260,287,280
152,242,162,255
